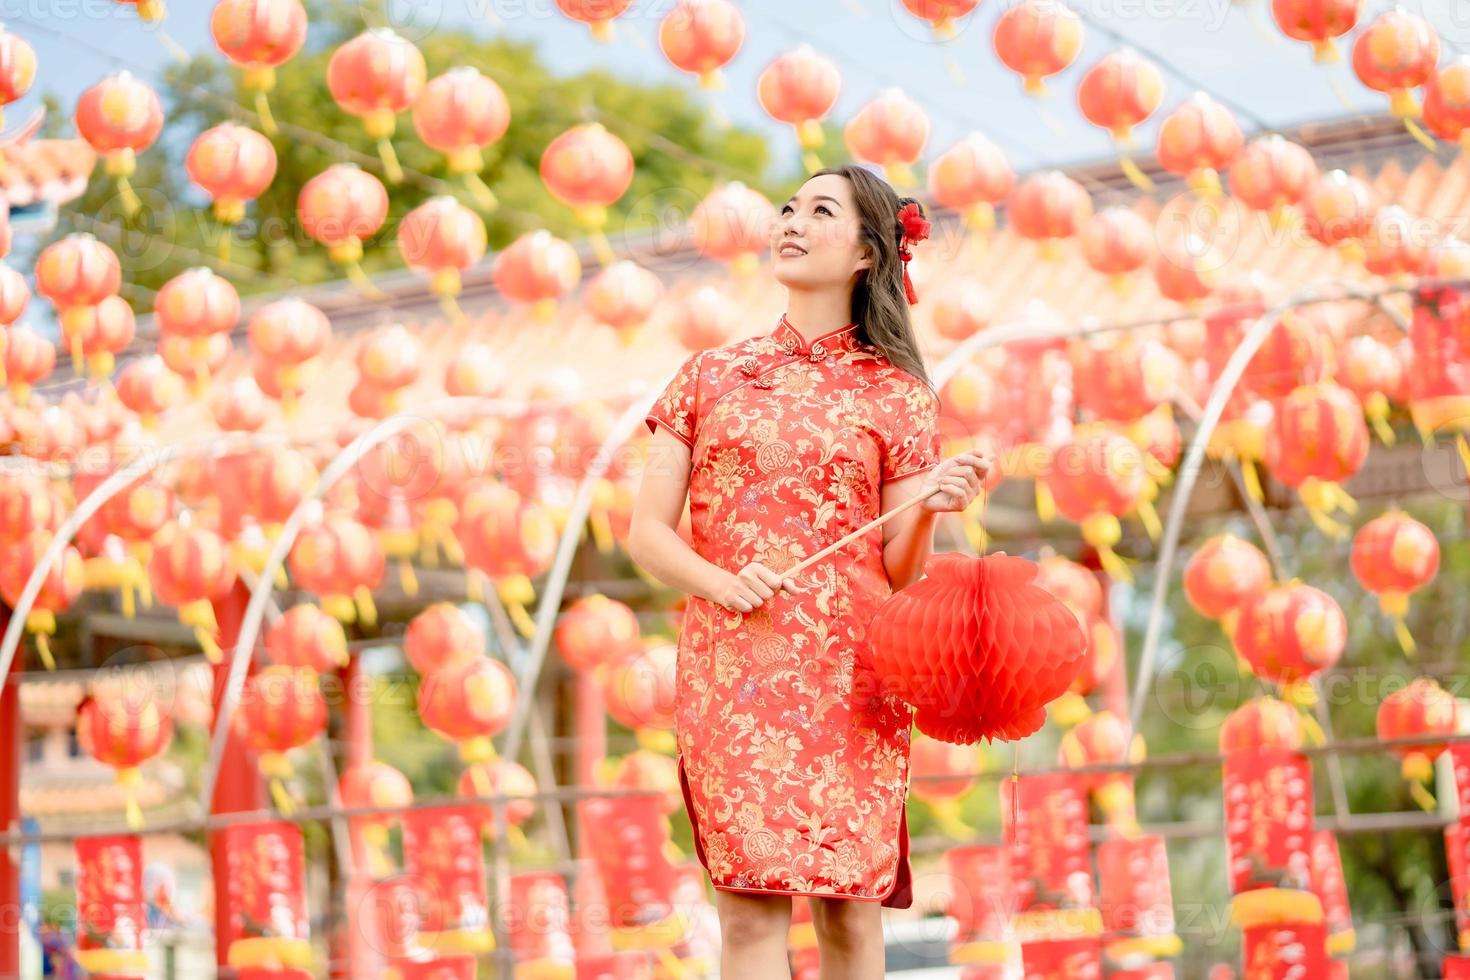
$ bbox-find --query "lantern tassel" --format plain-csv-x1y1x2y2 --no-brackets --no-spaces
124,795,144,831
1096,545,1132,584
508,824,530,852
179,600,221,663
589,509,614,555
1118,153,1154,190
397,558,419,597
801,151,823,174
635,728,677,755
1457,434,1470,476
353,586,378,628
1135,499,1162,541
462,172,498,211
253,90,278,136
961,512,987,554
115,175,141,217
1282,680,1317,708
27,611,56,670
270,777,296,816
1405,117,1440,155
652,947,690,980
1365,392,1395,445
1033,480,1056,523
497,575,537,638
1409,778,1438,812
377,138,404,185
323,593,357,624
1006,745,1019,849
1047,691,1092,728
1240,459,1264,501
344,261,385,300
588,229,616,267
1392,615,1416,656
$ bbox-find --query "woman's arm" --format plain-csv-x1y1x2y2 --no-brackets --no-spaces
629,428,730,602
880,473,940,591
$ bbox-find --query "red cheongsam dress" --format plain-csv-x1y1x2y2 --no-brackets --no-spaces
643,316,942,908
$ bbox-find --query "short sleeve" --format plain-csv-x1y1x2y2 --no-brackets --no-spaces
882,384,942,482
645,351,704,448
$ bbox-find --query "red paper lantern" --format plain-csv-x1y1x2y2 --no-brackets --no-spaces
992,0,1083,94
490,230,582,321
115,356,185,429
1153,233,1222,307
658,0,744,89
326,29,426,182
601,749,680,814
1350,510,1438,654
154,266,240,343
1220,696,1307,754
1352,8,1439,118
248,298,331,390
288,514,386,625
411,67,509,207
1228,135,1318,228
210,376,269,433
239,665,327,802
211,0,308,95
1183,533,1271,625
757,46,840,171
927,134,1013,234
604,642,678,740
0,263,30,326
1360,206,1428,281
265,603,349,673
1271,0,1360,62
556,0,634,40
1077,49,1164,142
540,122,635,227
1263,382,1370,535
0,529,83,668
1080,206,1152,290
339,759,412,873
35,233,121,366
1033,554,1103,620
417,656,518,762
927,277,993,344
405,602,484,676
76,689,172,827
899,0,979,38
114,0,165,22
398,197,487,314
1424,57,1470,151
868,552,1088,743
186,123,277,225
74,72,163,213
1071,336,1177,422
1233,583,1346,703
1407,284,1470,440
585,261,663,342
0,27,35,123
159,332,231,391
1007,171,1092,258
1338,334,1405,444
355,322,422,393
1302,169,1377,254
297,163,388,278
689,182,777,276
1058,709,1142,829
148,522,237,661
1377,677,1458,794
843,88,929,187
555,594,641,673
70,294,135,380
1156,93,1242,196
457,758,537,838
1043,428,1149,579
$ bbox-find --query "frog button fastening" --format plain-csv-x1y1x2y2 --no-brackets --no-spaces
808,341,826,362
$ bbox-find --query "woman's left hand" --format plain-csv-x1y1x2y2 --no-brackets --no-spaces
918,451,994,513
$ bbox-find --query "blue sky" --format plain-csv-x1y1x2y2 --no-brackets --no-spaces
10,0,1470,181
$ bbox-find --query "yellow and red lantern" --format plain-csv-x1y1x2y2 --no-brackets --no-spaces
326,28,426,183
658,0,744,89
1007,170,1092,259
412,67,509,208
74,72,163,215
604,641,678,752
0,262,30,329
899,0,979,39
1183,533,1272,633
265,603,349,673
1228,134,1319,230
76,687,172,828
0,529,82,670
1407,284,1470,448
397,197,487,321
247,298,331,413
1424,57,1470,152
1071,335,1177,423
689,182,777,277
1220,696,1311,754
1263,382,1370,537
1302,169,1377,260
1156,92,1242,197
540,123,634,265
185,122,278,241
443,343,507,399
928,134,1014,236
288,513,386,625
405,602,484,676
209,376,268,433
339,759,413,876
1080,206,1152,293
148,522,236,662
153,267,241,387
1233,582,1347,704
1058,709,1143,832
1034,553,1104,621
239,665,327,811
1050,612,1121,726
455,482,557,637
0,26,35,130
490,229,581,323
1271,0,1360,62
1339,334,1404,445
1362,205,1428,282
115,355,185,429
555,0,633,40
297,163,388,290
843,88,929,187
757,46,840,173
69,294,135,381
671,285,735,351
113,0,165,23
1153,233,1222,308
1377,677,1458,810
35,233,121,371
1350,510,1438,654
928,277,992,344
585,260,663,344
1077,49,1165,188
554,594,641,674
211,0,308,134
458,757,537,842
1043,428,1149,580
160,333,231,395
417,656,518,763
992,0,1083,94
1352,8,1440,121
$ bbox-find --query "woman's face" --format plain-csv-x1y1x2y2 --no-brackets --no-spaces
771,173,872,291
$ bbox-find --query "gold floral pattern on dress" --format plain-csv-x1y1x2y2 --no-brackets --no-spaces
646,318,941,907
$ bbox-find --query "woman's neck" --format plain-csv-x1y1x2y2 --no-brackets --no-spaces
782,291,852,345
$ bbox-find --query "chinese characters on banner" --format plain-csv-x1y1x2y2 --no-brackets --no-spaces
945,843,1021,971
507,871,576,975
1097,835,1181,960
1000,773,1095,943
1020,935,1103,980
220,821,312,971
1307,830,1354,956
74,835,149,977
1222,750,1313,894
401,804,495,955
1241,920,1330,979
575,794,678,932
1447,822,1470,952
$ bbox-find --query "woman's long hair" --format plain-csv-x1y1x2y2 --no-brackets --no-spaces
811,164,933,390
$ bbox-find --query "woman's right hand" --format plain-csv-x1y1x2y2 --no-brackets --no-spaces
712,562,801,613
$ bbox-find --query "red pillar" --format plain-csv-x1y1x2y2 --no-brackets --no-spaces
209,585,265,975
0,607,20,980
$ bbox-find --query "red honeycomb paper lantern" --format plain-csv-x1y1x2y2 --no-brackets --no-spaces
417,656,518,763
405,602,484,676
992,0,1083,94
554,594,641,674
867,551,1089,743
326,28,425,183
74,72,163,215
266,603,349,673
658,0,744,89
757,46,840,172
843,88,929,187
1350,510,1439,654
1233,582,1346,704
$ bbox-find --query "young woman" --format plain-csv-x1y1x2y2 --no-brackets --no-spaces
629,164,992,979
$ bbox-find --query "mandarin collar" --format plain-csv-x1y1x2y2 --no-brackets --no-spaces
768,315,865,361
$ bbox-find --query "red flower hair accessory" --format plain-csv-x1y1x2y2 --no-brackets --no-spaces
896,201,930,305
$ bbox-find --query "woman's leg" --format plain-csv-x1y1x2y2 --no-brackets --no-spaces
713,890,793,979
810,897,885,980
